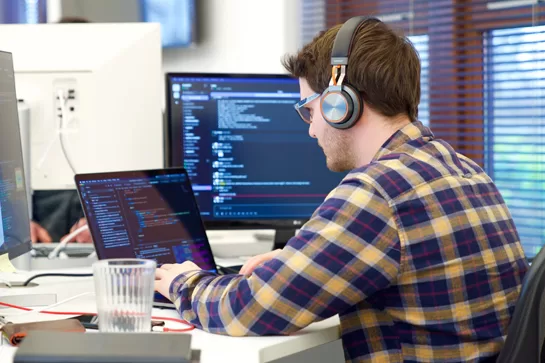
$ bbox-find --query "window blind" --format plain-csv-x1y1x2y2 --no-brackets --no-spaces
300,0,545,258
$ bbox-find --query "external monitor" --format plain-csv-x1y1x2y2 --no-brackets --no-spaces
0,50,32,262
0,23,164,191
166,73,345,248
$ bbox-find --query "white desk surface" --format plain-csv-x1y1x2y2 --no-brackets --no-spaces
0,268,341,363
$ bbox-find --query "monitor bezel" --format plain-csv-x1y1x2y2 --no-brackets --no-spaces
7,240,32,261
165,72,309,231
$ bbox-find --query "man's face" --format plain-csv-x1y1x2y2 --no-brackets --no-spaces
299,78,355,172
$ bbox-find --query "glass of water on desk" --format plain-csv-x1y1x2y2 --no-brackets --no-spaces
92,259,156,333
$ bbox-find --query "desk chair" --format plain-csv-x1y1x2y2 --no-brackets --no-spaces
497,247,545,363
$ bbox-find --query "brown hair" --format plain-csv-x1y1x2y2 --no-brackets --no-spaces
57,16,90,24
283,19,421,122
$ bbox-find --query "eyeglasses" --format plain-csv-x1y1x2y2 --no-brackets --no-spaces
294,92,320,124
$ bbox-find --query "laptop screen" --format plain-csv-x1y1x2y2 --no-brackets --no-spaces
75,168,217,273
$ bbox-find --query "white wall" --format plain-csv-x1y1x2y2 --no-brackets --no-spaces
163,0,301,74
49,0,302,74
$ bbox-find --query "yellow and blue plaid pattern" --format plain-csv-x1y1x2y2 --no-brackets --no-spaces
169,121,528,362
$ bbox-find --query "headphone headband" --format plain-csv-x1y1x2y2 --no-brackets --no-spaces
321,16,381,129
331,17,380,66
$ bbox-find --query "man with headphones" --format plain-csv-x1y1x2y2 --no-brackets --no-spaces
155,17,527,362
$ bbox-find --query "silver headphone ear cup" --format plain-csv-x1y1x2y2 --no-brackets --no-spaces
321,89,353,125
334,85,362,129
320,85,362,129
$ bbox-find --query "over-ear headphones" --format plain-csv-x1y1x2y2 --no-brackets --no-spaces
320,17,380,129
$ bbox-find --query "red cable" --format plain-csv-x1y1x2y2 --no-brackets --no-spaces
0,301,195,332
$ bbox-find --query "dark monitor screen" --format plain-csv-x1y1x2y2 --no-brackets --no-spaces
75,168,216,272
0,51,31,259
166,73,345,229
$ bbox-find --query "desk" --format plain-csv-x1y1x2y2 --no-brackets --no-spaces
0,270,344,363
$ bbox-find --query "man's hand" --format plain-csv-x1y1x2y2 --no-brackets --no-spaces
155,261,202,301
30,221,52,243
239,249,282,276
62,218,92,243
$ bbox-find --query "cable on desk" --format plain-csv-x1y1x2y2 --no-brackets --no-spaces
22,273,93,287
31,247,50,258
152,317,196,332
48,224,90,259
0,299,195,332
0,292,94,317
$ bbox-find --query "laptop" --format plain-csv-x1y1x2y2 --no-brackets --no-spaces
75,167,218,308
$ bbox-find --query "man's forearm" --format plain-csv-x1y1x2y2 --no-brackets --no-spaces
169,271,262,335
168,268,307,336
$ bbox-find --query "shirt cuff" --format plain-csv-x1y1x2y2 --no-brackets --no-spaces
168,270,217,307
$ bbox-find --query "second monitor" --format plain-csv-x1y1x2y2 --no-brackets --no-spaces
166,73,345,247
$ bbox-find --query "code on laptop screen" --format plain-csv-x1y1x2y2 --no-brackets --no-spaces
77,170,216,271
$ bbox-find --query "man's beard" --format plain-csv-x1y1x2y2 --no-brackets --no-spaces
319,128,355,172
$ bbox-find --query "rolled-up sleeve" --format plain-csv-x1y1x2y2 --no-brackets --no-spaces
169,177,401,336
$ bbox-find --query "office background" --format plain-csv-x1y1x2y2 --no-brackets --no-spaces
302,0,545,258
2,0,543,258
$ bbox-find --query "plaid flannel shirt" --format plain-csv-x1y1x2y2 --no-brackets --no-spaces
169,121,528,362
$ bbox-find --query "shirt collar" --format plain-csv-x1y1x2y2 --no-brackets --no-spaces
372,120,434,161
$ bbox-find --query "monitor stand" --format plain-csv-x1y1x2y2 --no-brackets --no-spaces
11,250,31,271
272,229,297,250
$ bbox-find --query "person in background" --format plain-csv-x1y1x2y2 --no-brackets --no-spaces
57,16,89,24
154,17,528,362
30,15,91,244
31,192,89,243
